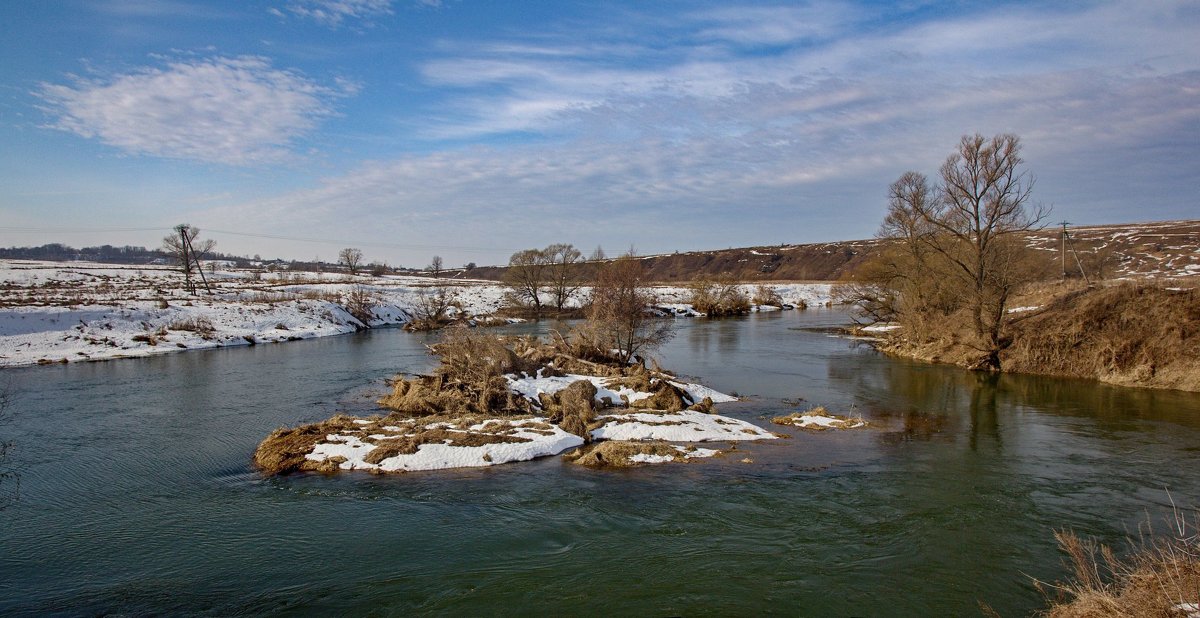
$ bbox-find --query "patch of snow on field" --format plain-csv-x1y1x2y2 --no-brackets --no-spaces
1006,306,1040,313
860,323,901,332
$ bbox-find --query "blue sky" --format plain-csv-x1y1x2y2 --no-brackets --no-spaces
1,0,1197,267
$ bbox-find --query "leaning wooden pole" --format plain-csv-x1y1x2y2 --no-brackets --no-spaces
184,233,213,294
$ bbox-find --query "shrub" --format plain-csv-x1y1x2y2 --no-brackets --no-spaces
752,285,783,307
167,316,216,336
688,276,751,316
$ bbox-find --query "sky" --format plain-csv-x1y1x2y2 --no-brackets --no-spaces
0,0,1197,268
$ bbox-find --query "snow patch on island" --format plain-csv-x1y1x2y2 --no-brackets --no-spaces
593,409,777,442
305,417,584,472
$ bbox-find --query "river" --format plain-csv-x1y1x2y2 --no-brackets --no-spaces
2,309,1199,615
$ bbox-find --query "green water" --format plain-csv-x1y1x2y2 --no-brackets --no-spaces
2,310,1198,615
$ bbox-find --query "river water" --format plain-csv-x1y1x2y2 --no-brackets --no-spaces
2,309,1199,616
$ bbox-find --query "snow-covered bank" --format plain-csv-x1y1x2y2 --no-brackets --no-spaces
1,259,840,367
0,260,506,366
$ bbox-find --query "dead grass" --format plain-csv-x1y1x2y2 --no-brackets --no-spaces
537,379,598,440
563,440,687,468
253,414,363,474
167,316,216,336
1036,507,1200,617
1003,283,1200,391
771,406,870,431
879,281,1200,392
362,428,531,464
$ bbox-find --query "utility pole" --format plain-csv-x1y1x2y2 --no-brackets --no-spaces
1060,221,1070,280
1059,221,1091,285
174,223,213,295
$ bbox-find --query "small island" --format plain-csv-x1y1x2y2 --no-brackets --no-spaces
254,327,778,474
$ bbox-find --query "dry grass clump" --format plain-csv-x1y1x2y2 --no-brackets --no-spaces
167,316,216,336
688,276,751,316
752,285,784,308
771,406,869,431
1003,283,1200,391
253,414,364,474
1036,508,1199,617
563,440,694,468
537,379,599,440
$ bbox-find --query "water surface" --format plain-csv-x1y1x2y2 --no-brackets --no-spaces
2,310,1198,615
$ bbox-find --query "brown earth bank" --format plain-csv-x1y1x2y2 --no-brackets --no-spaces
876,282,1200,392
454,219,1199,283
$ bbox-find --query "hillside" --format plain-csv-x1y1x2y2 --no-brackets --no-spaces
462,219,1200,283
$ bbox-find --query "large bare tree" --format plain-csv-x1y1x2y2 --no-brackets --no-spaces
878,133,1047,369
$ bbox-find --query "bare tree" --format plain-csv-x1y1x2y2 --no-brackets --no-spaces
162,224,215,294
583,254,674,365
544,243,583,313
339,248,364,275
590,245,607,262
878,133,1047,369
502,248,549,314
429,255,443,279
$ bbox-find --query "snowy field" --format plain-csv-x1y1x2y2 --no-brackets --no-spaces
0,259,835,367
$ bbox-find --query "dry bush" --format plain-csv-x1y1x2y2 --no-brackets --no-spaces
537,379,598,439
1037,508,1199,617
688,275,751,316
406,284,459,331
342,285,376,325
752,285,784,308
167,316,216,336
433,327,528,384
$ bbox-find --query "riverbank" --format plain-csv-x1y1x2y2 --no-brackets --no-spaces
0,259,834,367
871,281,1200,392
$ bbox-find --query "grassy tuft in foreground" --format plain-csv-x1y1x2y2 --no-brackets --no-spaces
1034,507,1199,617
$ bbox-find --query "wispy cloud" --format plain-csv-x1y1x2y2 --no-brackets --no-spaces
281,0,394,27
36,56,351,165
202,0,1199,264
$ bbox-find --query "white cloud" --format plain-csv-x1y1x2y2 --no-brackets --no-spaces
199,0,1200,265
37,56,347,165
283,0,394,27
